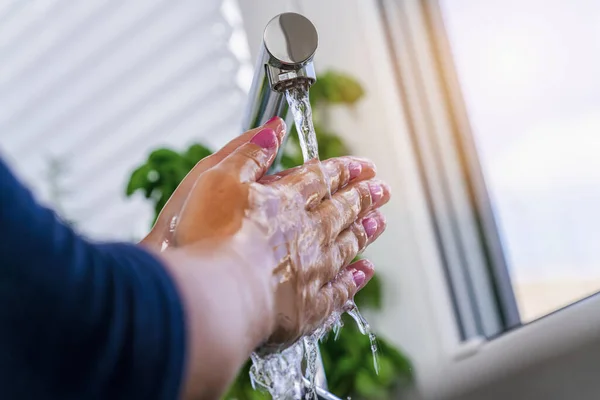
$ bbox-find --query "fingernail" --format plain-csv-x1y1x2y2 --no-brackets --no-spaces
362,217,378,238
369,183,384,203
352,269,366,287
265,117,286,144
250,128,278,150
361,259,375,272
348,162,362,180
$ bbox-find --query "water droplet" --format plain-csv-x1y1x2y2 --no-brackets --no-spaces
347,302,380,374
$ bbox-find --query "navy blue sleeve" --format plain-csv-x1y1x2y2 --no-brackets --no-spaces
0,159,186,400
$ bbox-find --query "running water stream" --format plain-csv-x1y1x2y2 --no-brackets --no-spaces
249,87,379,399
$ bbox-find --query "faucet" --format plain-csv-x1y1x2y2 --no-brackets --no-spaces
242,12,317,172
241,12,342,400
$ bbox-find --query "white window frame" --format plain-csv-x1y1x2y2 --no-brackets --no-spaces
379,0,522,339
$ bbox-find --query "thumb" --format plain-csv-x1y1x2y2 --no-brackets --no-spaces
216,127,281,182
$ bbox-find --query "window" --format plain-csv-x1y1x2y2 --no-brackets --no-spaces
381,0,600,340
0,0,252,240
439,0,600,323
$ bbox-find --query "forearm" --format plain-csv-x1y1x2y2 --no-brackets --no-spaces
156,242,275,399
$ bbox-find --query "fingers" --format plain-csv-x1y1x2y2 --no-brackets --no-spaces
274,157,376,208
314,179,390,244
178,118,286,189
336,210,386,262
216,127,281,183
313,259,375,321
206,117,287,167
315,210,385,284
322,157,376,196
153,118,286,226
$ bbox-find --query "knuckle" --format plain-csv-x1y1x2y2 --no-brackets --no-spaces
324,158,349,190
230,146,266,174
351,221,369,250
337,186,362,222
319,296,336,322
248,152,265,171
336,159,350,188
338,232,359,266
332,279,352,310
357,182,373,212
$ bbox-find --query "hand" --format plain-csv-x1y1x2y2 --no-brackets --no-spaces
172,123,390,349
140,117,286,249
251,160,390,351
151,120,390,398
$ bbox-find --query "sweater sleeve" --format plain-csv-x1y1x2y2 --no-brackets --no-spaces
0,159,186,400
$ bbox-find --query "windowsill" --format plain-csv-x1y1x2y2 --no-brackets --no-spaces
419,292,600,399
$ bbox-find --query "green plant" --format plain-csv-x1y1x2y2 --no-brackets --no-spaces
126,144,212,223
126,70,412,399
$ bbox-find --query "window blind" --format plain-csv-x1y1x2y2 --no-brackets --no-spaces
0,0,252,240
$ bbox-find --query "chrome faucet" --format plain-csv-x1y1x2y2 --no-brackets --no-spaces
242,12,318,172
241,12,342,400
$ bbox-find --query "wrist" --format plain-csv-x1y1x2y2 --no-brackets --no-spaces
151,236,276,398
163,242,275,345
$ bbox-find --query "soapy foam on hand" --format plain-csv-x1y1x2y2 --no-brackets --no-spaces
249,87,378,399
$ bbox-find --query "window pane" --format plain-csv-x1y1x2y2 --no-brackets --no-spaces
440,0,600,321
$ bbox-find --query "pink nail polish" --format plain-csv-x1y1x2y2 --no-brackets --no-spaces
265,117,286,143
352,269,366,287
360,259,375,272
369,183,384,203
250,128,278,150
348,162,362,180
362,217,378,238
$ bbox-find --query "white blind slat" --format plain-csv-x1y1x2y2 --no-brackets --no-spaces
0,0,251,240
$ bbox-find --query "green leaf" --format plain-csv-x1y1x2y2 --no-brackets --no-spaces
354,273,382,310
315,128,350,159
326,355,360,386
310,71,365,105
185,143,213,166
148,148,181,165
279,151,303,170
373,354,395,386
355,367,387,399
378,338,413,381
125,164,152,196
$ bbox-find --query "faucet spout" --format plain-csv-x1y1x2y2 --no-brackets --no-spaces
242,12,318,136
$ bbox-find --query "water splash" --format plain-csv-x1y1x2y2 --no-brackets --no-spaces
249,85,379,399
332,317,344,341
250,342,305,399
286,87,319,162
346,302,379,374
285,87,331,199
303,334,319,399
